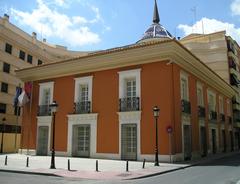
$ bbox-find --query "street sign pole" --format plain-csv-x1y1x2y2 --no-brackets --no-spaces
166,125,173,163
169,132,172,163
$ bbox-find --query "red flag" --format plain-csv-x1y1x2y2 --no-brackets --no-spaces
24,82,32,98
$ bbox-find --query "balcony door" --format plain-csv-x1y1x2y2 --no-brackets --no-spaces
183,125,192,160
37,126,49,156
200,126,207,157
121,124,137,161
126,79,136,110
72,125,90,157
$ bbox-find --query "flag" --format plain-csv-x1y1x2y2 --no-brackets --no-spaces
13,87,22,107
18,91,29,107
24,82,32,99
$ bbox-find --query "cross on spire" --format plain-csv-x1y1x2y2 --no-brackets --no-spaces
153,0,160,24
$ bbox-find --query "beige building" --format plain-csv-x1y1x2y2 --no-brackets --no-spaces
0,14,88,153
180,31,240,150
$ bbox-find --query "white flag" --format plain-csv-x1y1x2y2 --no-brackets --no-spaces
18,91,29,106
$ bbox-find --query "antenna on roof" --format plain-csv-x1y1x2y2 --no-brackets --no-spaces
191,6,197,33
202,19,205,34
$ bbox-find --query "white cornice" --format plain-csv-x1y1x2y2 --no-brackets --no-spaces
67,113,98,121
16,41,236,98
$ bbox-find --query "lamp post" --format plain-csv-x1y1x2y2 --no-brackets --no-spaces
153,106,160,166
1,118,6,153
49,101,58,169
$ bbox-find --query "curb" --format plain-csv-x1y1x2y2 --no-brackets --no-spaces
0,169,62,177
129,152,240,180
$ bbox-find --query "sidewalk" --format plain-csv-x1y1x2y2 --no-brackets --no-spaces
0,152,238,180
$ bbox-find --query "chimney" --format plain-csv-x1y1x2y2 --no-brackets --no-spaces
32,32,37,39
3,14,9,21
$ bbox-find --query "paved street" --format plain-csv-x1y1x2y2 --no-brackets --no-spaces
1,153,240,184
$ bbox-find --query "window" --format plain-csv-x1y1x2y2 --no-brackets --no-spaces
126,79,136,98
38,60,43,65
75,77,92,103
19,50,25,60
41,88,51,105
78,84,88,102
118,69,141,99
197,85,204,106
39,82,54,105
1,82,8,93
227,100,231,116
0,103,6,113
5,43,12,54
118,69,141,111
181,78,188,100
219,97,224,114
38,82,54,116
27,54,33,64
74,76,93,113
208,92,216,111
3,63,10,73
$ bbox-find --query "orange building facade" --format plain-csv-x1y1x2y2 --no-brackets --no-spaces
17,40,236,162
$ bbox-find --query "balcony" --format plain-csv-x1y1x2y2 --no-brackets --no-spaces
229,59,237,70
209,111,217,121
228,116,232,124
220,113,225,122
198,106,205,118
119,97,140,112
38,105,51,116
74,101,91,114
230,74,240,87
234,110,240,123
181,100,191,114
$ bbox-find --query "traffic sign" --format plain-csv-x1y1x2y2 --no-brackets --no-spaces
166,125,173,134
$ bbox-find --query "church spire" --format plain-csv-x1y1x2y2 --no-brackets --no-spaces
153,0,160,24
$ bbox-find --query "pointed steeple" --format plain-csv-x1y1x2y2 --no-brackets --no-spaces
137,0,173,42
153,0,160,24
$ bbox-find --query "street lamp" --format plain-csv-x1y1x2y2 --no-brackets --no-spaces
153,106,160,166
1,118,6,153
49,101,58,169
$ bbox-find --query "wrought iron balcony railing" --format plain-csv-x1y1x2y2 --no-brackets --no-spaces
220,113,225,122
38,105,51,116
119,97,140,112
209,111,217,121
74,101,91,114
181,100,191,114
198,106,205,118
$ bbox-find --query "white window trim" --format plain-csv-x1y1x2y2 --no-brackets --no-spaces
207,89,216,112
117,111,141,160
118,69,141,99
180,71,189,101
36,116,52,155
197,82,204,106
38,82,54,105
74,76,93,103
67,113,98,157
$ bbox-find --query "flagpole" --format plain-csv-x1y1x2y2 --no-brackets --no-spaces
27,81,33,155
14,106,19,153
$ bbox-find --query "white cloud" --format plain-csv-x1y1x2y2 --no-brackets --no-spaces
231,0,240,16
178,17,240,43
10,0,101,47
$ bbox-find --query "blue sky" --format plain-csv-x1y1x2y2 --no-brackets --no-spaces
0,0,240,51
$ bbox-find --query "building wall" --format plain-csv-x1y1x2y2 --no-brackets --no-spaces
20,59,233,161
